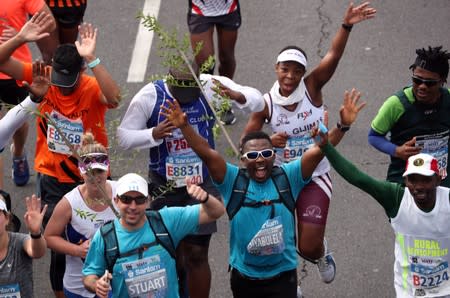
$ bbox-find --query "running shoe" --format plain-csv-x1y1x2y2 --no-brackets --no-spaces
220,108,236,125
11,144,30,186
317,239,336,283
297,285,303,298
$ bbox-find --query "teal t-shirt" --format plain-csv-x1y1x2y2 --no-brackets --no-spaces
215,160,308,278
82,205,199,298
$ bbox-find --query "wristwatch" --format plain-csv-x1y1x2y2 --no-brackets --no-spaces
336,122,351,132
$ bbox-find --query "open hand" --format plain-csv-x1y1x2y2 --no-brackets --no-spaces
160,99,188,128
343,2,377,25
23,195,47,235
212,79,244,103
15,12,52,43
75,23,97,59
22,61,50,100
339,88,366,126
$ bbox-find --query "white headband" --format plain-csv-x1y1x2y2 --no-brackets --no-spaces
276,49,307,69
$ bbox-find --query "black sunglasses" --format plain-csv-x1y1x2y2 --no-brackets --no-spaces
118,195,148,205
242,149,275,160
412,76,440,87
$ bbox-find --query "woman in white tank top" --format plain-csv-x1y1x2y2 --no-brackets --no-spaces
44,132,118,298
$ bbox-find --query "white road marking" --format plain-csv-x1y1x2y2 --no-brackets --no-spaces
127,0,161,83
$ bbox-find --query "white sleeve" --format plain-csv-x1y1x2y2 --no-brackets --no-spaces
116,83,164,150
200,74,265,112
0,97,37,150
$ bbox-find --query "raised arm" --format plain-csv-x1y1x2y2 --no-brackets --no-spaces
161,99,227,183
301,88,366,179
306,2,376,95
0,12,52,79
22,195,48,258
75,23,121,108
328,88,366,146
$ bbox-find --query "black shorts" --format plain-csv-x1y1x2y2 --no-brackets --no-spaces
148,171,219,238
50,4,87,28
187,8,241,34
0,79,28,110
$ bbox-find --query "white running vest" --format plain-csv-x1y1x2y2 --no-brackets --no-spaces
391,187,450,298
265,92,330,177
63,180,118,297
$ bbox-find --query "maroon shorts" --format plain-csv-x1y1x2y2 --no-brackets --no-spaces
296,174,332,225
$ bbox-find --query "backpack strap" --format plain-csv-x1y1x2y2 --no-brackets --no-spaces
100,220,119,273
271,167,295,214
227,167,295,220
227,169,250,220
146,210,176,259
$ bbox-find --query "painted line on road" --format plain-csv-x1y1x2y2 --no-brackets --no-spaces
127,0,161,83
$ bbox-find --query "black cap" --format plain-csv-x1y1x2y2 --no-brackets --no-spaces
51,44,83,88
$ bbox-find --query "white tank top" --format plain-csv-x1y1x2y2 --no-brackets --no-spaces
265,91,330,177
391,187,450,298
63,180,118,297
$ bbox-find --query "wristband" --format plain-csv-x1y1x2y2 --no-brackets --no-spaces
87,58,101,69
201,194,209,204
337,122,351,132
30,232,42,239
342,23,353,32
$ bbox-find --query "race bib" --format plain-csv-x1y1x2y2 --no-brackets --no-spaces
165,125,203,187
165,155,203,187
47,110,83,155
122,255,168,298
416,131,449,179
277,136,313,163
0,283,21,298
404,237,450,297
247,216,285,256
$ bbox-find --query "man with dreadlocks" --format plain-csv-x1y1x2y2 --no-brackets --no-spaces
369,46,450,186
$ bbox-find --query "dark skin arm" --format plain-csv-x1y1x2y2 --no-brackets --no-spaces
160,100,227,184
305,2,376,104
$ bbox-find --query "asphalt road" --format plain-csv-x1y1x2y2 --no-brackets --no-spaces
1,0,449,297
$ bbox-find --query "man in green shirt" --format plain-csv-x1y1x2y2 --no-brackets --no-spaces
368,46,450,186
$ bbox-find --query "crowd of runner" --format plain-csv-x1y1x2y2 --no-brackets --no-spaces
0,1,450,298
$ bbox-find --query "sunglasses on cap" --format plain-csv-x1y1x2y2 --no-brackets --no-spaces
117,195,148,205
78,153,109,173
242,149,275,160
412,76,440,87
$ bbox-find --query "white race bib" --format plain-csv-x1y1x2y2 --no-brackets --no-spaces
47,110,83,155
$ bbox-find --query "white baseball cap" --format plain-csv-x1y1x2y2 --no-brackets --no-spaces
116,173,149,197
276,49,307,69
402,153,439,177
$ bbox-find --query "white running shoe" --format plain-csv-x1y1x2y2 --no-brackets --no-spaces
317,239,336,283
297,285,303,298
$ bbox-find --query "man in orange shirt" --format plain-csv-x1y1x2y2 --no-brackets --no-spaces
0,18,120,298
0,0,55,188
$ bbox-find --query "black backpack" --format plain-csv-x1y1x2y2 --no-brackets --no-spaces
100,210,176,273
226,167,295,220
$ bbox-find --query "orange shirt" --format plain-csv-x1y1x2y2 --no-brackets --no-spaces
35,74,109,183
0,0,44,80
